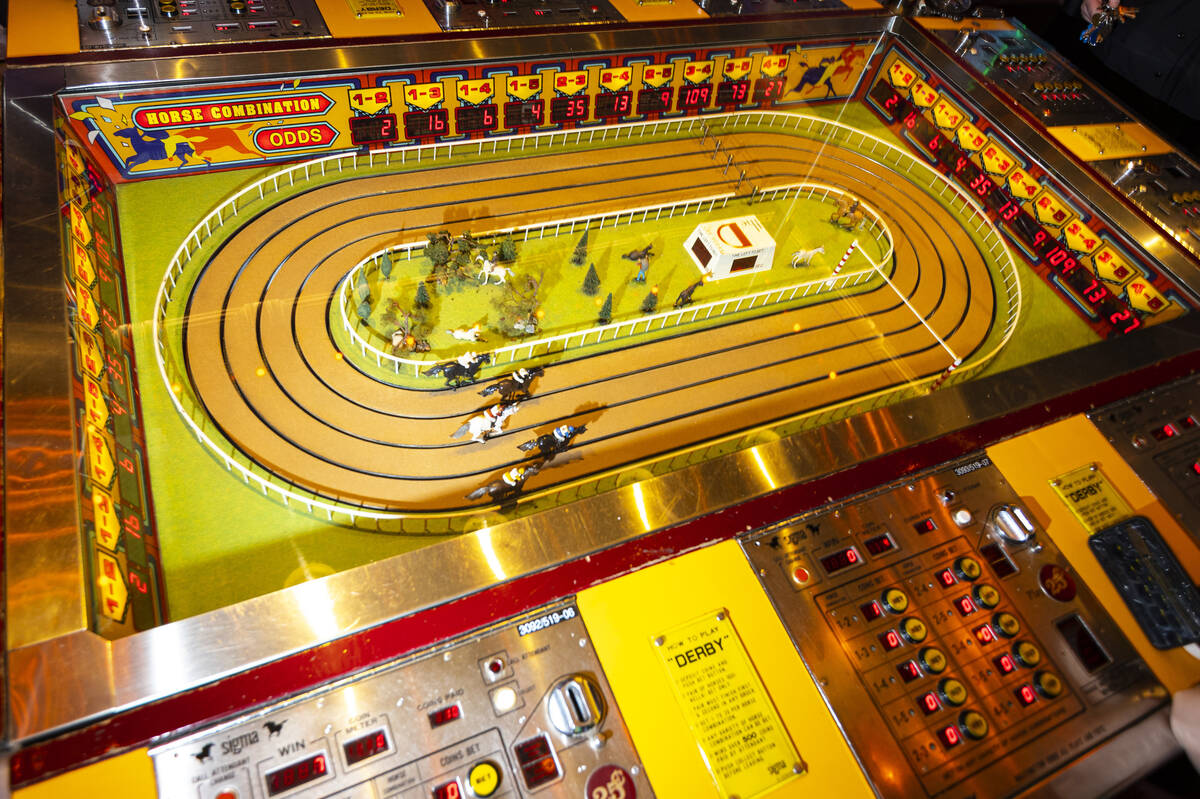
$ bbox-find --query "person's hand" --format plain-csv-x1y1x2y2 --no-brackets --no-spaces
1081,0,1105,22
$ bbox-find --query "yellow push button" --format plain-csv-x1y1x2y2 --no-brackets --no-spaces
993,612,1020,637
1014,641,1041,668
1035,671,1064,699
468,761,501,797
882,588,909,613
919,646,948,674
959,710,989,740
973,584,1001,609
900,617,928,643
955,557,982,581
939,677,968,706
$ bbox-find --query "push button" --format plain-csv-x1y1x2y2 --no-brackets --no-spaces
993,612,1020,637
959,709,989,740
919,646,948,674
1035,670,1064,698
1013,641,1042,668
973,584,1001,609
955,557,982,581
882,588,909,614
900,617,928,644
939,677,968,706
468,761,501,797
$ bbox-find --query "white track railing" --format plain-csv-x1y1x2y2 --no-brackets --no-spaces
339,182,892,375
151,111,1020,525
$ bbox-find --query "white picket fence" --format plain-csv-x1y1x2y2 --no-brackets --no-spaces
150,110,1021,526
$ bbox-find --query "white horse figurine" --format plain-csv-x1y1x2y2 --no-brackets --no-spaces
447,324,485,342
451,402,520,444
476,254,511,285
790,246,824,267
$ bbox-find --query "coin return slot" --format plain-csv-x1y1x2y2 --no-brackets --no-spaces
248,20,280,29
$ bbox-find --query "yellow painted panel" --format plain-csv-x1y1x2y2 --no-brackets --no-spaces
315,0,441,36
15,750,157,799
988,416,1200,694
607,0,710,22
1048,123,1173,160
578,540,875,799
8,0,80,58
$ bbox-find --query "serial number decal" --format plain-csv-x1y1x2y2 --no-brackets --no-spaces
517,605,577,636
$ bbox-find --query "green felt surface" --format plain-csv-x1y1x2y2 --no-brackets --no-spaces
113,101,1097,620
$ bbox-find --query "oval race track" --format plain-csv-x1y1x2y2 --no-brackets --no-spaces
178,128,998,512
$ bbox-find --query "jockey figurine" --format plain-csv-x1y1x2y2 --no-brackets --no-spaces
552,425,576,445
502,465,528,490
456,350,478,368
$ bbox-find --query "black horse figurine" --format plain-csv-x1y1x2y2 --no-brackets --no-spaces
480,366,544,402
423,352,492,387
466,462,541,503
518,424,587,461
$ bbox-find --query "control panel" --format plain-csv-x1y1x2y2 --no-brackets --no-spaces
150,603,650,798
942,27,1126,127
1089,374,1200,543
422,0,622,31
742,456,1163,799
1090,154,1200,255
78,0,328,49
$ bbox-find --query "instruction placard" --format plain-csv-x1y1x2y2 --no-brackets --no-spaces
654,610,802,798
1051,464,1133,534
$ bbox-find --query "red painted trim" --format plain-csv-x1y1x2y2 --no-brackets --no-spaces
10,349,1199,789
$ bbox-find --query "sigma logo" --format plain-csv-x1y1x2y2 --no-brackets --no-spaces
221,730,260,756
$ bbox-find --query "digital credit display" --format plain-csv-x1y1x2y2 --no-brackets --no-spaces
677,83,713,111
550,95,590,124
403,108,448,139
595,91,633,118
863,533,896,556
349,114,398,146
636,87,673,115
819,546,862,574
343,730,389,766
265,753,328,796
504,99,544,128
428,703,462,728
716,80,750,106
455,104,498,133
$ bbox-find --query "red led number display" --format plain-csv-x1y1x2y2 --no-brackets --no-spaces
343,730,389,766
972,624,997,645
995,653,1017,674
938,725,962,748
861,600,884,621
954,596,978,616
897,661,922,682
936,569,957,588
1015,685,1038,706
919,692,941,715
433,780,463,799
880,629,903,651
265,754,328,796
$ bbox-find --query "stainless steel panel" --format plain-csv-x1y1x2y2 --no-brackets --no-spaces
151,601,651,799
741,455,1168,799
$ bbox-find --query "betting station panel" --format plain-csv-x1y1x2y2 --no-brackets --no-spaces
4,3,1200,799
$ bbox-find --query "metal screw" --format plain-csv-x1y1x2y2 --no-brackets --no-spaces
654,636,665,647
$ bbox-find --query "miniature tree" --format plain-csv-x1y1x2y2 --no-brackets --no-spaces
598,292,613,325
379,251,393,279
414,281,431,310
640,289,658,314
355,299,372,324
494,272,542,337
571,230,589,266
424,232,451,270
498,233,518,262
582,263,601,296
